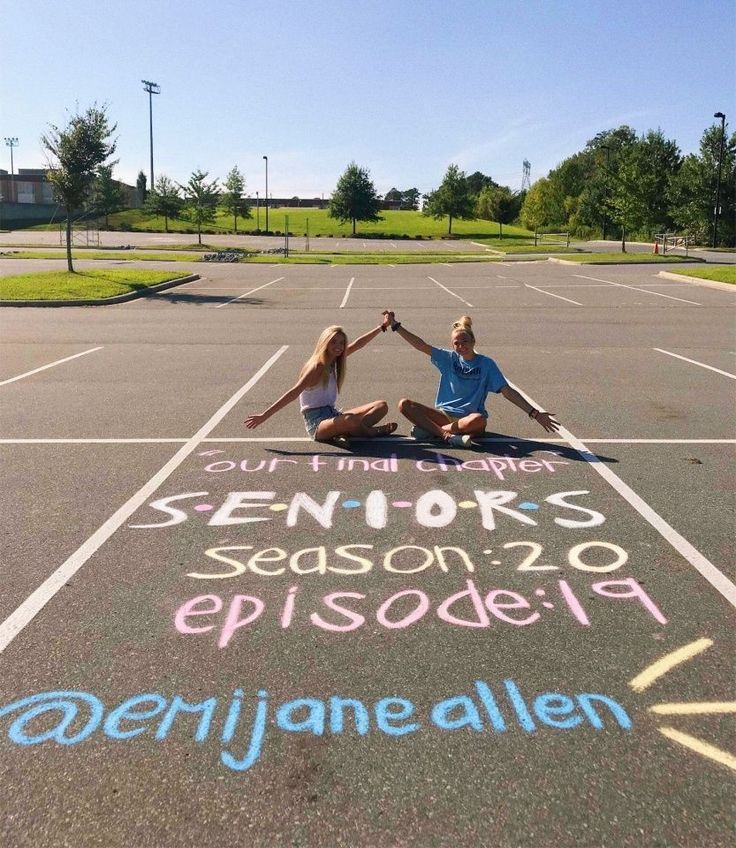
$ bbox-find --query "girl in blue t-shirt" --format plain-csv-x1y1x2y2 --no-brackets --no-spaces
383,311,559,447
244,318,397,442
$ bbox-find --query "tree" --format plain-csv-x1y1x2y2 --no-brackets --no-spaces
136,170,147,203
401,187,421,210
466,170,497,198
91,165,126,228
221,165,251,233
179,170,220,245
519,177,566,232
476,185,521,238
423,164,475,234
384,187,402,203
144,175,183,233
329,162,382,235
42,104,117,272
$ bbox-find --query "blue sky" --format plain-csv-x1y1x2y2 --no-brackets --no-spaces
2,0,734,198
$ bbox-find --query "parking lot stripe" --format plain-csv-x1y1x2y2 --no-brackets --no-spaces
524,284,582,305
340,277,355,308
509,382,736,609
574,275,701,305
0,346,289,655
0,347,103,387
427,276,473,307
1,437,733,445
653,348,736,380
214,277,285,308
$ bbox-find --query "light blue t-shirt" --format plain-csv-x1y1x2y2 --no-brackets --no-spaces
430,347,508,418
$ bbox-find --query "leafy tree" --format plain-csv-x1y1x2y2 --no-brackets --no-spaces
476,185,521,238
136,170,147,203
466,171,497,198
385,187,402,203
145,175,183,233
42,103,117,272
91,164,126,228
401,187,421,210
423,164,475,234
221,165,251,233
670,123,735,246
179,170,220,245
329,162,382,235
519,177,565,232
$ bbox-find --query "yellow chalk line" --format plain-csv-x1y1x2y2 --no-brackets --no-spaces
629,638,713,692
650,702,736,715
658,727,736,772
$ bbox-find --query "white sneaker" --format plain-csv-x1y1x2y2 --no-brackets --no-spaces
445,434,473,447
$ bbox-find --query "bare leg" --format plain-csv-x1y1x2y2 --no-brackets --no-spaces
315,400,396,440
399,399,487,441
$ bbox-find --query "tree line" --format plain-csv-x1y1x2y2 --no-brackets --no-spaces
42,104,734,273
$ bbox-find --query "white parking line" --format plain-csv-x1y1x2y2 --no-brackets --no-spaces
509,381,736,609
654,348,736,380
427,276,473,307
214,277,285,308
525,284,582,305
0,346,290,654
340,277,355,308
0,347,103,387
1,437,733,445
574,274,701,305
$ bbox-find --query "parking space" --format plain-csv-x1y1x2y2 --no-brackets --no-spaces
0,260,734,846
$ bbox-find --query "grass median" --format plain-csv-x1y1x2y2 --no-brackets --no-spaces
0,269,187,301
553,253,700,264
665,266,736,284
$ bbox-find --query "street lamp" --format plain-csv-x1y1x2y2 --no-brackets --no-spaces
263,155,268,233
4,137,18,204
600,144,611,240
712,111,726,248
256,191,260,231
141,80,160,189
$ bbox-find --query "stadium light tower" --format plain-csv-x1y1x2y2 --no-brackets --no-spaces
712,111,726,248
263,156,269,233
4,137,18,203
142,80,160,189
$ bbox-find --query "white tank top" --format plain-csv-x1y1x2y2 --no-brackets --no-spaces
299,369,338,412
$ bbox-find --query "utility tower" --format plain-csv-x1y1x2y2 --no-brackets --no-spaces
521,159,531,192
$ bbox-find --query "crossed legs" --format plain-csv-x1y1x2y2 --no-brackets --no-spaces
398,397,486,441
315,400,397,441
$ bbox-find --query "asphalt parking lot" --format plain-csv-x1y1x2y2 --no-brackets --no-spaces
1,258,734,847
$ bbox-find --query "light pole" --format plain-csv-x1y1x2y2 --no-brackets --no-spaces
141,80,160,189
4,137,18,204
256,191,260,231
712,111,726,248
600,144,611,240
263,155,268,233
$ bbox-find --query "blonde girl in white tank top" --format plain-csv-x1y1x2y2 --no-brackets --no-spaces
244,319,398,442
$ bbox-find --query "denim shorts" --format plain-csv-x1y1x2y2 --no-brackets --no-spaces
302,405,341,439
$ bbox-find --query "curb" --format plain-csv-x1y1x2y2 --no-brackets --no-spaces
548,257,704,267
0,274,200,307
657,270,735,292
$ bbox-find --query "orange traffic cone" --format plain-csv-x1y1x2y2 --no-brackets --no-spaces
653,241,659,254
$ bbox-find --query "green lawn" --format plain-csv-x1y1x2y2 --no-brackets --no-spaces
554,253,699,264
97,208,534,240
667,265,736,284
0,269,186,301
4,249,203,262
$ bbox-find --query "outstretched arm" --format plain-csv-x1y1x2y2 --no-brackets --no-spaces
244,363,322,429
500,384,560,433
382,310,432,356
346,313,392,355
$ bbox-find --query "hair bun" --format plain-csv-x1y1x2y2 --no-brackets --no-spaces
452,315,472,330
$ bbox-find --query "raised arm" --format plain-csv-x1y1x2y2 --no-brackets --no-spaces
500,384,560,433
382,310,432,356
244,362,322,429
346,313,391,355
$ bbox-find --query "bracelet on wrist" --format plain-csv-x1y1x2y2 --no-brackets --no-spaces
391,321,402,332
529,408,538,419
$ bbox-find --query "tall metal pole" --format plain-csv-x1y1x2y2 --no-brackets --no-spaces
712,112,726,248
141,80,160,190
601,145,610,240
256,191,260,231
4,137,18,204
263,155,269,233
